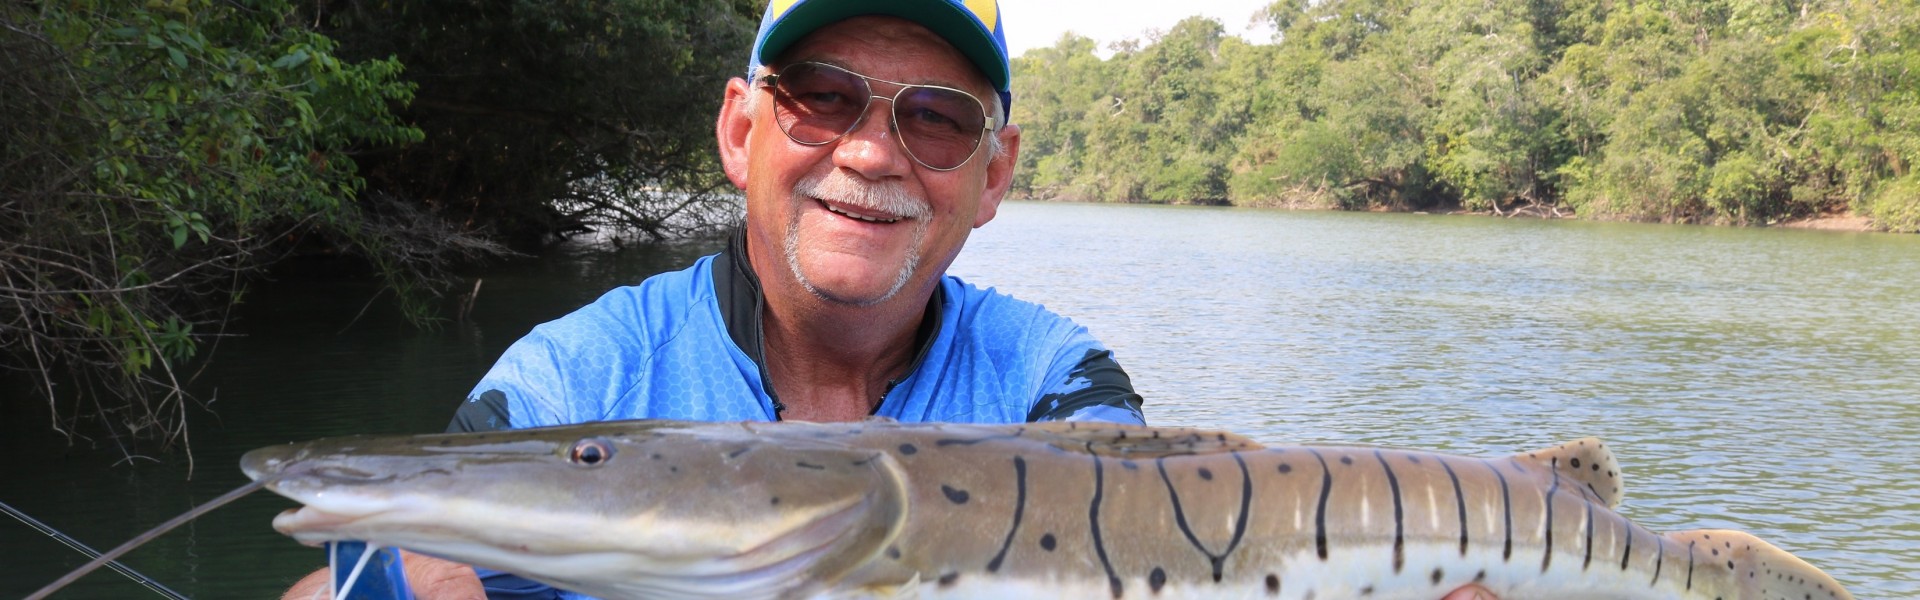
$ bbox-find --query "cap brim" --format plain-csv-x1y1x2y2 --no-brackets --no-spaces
755,0,1009,93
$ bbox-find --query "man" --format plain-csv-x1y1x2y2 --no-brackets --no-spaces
285,2,1140,598
284,2,1495,598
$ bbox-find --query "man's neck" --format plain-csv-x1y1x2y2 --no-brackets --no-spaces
759,289,927,422
734,233,938,422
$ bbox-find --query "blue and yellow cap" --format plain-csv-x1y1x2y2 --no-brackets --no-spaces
749,0,1012,121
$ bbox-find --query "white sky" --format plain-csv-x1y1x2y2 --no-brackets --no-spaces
999,0,1278,57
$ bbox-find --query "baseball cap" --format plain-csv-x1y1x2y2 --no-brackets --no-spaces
748,0,1012,121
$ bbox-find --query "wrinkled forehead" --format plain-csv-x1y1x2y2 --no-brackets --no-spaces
771,16,993,95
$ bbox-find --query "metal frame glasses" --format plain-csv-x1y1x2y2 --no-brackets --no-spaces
758,61,998,172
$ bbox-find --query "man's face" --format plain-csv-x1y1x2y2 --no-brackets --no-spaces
720,16,1019,308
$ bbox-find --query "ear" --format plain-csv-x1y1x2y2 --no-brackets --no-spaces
973,123,1021,228
717,77,755,189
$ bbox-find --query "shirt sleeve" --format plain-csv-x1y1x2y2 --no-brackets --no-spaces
1025,334,1147,425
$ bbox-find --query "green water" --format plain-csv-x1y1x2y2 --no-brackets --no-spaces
4,202,1916,597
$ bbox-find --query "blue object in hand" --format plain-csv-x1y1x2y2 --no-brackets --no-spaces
327,541,415,600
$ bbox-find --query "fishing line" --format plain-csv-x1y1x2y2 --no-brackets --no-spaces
0,500,189,600
333,541,382,599
25,478,268,600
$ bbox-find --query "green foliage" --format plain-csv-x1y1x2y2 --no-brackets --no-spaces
314,0,759,245
1008,0,1920,231
2,0,417,448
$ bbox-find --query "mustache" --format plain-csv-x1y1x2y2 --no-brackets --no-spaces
795,170,930,220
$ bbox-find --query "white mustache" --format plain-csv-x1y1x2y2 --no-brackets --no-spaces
796,170,930,220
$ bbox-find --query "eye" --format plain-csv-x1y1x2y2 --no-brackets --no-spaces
567,437,615,467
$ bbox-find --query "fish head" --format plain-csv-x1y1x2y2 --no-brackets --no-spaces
241,420,909,598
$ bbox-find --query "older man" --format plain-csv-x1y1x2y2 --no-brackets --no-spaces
284,1,1494,598
284,2,1143,598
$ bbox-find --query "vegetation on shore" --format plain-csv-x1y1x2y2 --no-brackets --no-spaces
6,0,1915,450
1,0,756,449
1009,0,1920,233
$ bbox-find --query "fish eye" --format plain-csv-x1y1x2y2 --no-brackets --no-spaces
567,437,615,467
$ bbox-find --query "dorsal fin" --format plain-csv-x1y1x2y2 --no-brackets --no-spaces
1024,422,1264,458
1510,437,1624,508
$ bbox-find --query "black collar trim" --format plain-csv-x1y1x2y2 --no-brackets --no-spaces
710,230,944,415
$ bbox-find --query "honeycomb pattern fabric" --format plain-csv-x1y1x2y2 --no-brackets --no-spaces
459,254,1145,431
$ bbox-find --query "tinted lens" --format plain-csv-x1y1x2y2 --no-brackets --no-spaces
894,87,987,169
767,62,988,170
771,63,870,144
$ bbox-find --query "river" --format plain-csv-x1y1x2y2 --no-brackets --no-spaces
3,202,1916,598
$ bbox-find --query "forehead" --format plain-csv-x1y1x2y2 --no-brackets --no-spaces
773,16,991,92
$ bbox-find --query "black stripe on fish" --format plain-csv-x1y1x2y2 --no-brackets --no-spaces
986,456,1027,573
1374,450,1405,573
1086,443,1121,598
1307,449,1332,561
1685,539,1695,591
1583,496,1595,570
1154,452,1253,582
1482,460,1514,561
1651,536,1665,586
1439,457,1468,556
1621,525,1633,571
1543,458,1560,572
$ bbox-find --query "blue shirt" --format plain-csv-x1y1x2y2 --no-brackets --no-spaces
447,236,1143,599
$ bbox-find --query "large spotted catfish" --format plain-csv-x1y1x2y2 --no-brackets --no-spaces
241,420,1852,599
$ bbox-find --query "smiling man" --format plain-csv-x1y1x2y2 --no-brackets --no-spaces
283,2,1494,598
283,1,1144,598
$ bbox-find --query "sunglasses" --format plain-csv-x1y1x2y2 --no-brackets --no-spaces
758,61,998,171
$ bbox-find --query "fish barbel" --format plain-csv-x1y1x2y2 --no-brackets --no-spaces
240,420,1852,600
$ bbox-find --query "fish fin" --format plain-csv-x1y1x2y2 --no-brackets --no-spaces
1510,437,1624,508
1025,422,1265,457
1664,529,1853,600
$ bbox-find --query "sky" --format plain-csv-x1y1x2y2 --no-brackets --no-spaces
999,0,1279,57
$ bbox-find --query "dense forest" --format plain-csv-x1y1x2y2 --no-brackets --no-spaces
1,0,757,447
4,0,1915,447
1009,0,1920,232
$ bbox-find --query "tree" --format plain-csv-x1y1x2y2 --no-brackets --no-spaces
2,0,419,453
312,0,761,248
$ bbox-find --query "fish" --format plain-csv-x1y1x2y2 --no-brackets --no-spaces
240,419,1854,600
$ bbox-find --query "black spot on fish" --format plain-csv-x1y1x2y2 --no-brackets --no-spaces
1340,456,1353,466
669,466,678,473
1122,460,1139,471
1040,533,1057,551
1475,570,1485,582
650,453,663,460
796,461,825,470
1149,567,1167,593
1198,467,1213,480
887,546,901,560
1277,463,1293,474
727,446,752,459
1361,585,1374,595
770,496,780,505
942,484,970,504
1265,574,1280,595
899,443,918,455
938,572,960,587
1432,568,1444,585
1571,457,1582,469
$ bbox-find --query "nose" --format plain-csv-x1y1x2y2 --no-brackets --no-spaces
831,95,912,179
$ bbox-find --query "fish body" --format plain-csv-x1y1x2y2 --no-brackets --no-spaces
241,420,1852,600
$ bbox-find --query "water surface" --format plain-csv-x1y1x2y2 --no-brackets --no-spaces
3,202,1915,597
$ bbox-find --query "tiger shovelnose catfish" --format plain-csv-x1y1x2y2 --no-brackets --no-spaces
241,420,1853,600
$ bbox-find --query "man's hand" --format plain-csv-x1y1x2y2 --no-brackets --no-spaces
280,550,483,600
1443,584,1496,600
